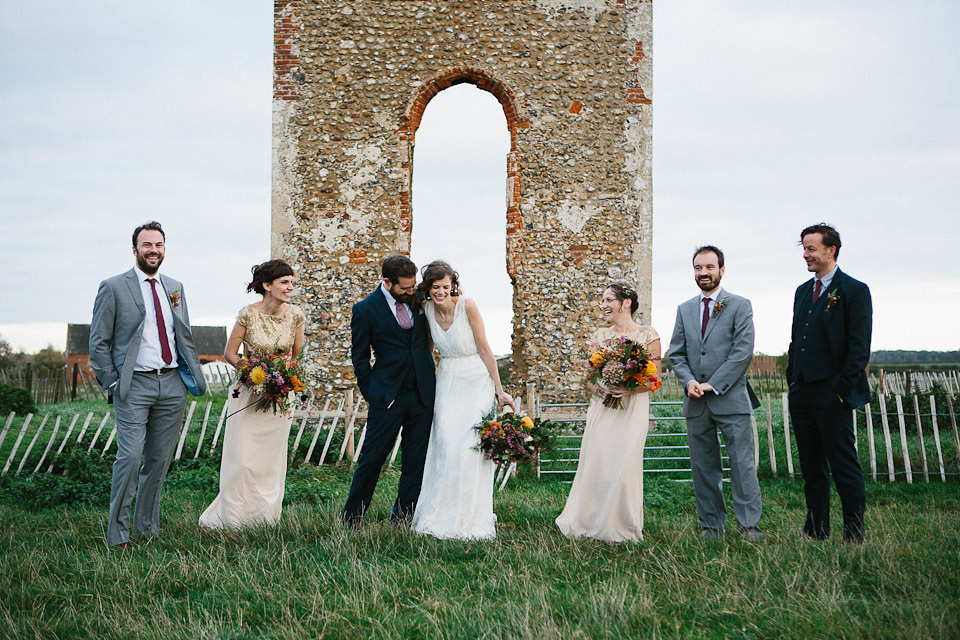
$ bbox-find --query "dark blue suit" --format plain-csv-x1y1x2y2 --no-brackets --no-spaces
343,286,436,524
787,268,872,542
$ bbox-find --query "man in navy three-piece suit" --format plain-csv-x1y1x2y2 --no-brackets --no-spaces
787,223,872,544
343,254,436,528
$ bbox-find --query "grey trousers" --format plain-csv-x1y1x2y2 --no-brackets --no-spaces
108,370,186,546
685,406,762,531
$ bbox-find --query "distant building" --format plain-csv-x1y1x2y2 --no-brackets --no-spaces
65,324,228,373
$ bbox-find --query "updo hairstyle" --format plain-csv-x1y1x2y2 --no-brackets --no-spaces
247,259,295,295
606,282,639,315
418,260,461,299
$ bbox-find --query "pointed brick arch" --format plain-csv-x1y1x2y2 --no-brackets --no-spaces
398,67,528,280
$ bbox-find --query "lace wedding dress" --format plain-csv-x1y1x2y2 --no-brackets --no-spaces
412,296,497,540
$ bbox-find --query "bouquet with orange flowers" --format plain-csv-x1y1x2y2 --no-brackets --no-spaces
231,343,306,414
473,411,559,466
579,335,661,409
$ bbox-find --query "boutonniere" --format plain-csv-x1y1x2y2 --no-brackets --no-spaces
169,289,181,308
712,299,727,317
825,290,839,311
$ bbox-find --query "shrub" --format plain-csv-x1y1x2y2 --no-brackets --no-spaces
0,383,37,415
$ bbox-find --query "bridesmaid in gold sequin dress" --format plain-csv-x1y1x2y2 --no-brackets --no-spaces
200,260,305,529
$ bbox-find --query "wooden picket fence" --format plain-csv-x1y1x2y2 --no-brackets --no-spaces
2,383,958,486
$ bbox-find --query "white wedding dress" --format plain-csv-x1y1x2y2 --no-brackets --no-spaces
412,296,497,540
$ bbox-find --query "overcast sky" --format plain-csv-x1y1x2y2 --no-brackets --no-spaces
1,1,957,359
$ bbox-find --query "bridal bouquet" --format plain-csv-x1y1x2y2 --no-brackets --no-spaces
579,335,661,409
231,344,306,414
473,411,558,466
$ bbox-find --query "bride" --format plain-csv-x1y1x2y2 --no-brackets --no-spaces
411,260,513,540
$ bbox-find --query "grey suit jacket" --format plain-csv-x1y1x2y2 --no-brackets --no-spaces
668,290,755,417
89,268,207,401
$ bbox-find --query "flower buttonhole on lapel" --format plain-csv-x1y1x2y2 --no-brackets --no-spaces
712,299,726,317
825,290,839,311
169,289,181,308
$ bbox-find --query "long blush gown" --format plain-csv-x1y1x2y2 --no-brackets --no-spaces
556,325,659,543
199,304,305,529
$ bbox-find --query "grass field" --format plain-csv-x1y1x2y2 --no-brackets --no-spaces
2,459,958,639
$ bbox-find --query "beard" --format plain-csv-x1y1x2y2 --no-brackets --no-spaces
387,285,416,305
136,251,163,275
696,274,721,292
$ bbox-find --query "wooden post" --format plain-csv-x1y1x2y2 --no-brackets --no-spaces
764,394,777,477
0,412,15,452
290,414,311,463
388,429,403,468
343,389,356,462
86,413,111,454
193,402,213,459
946,394,960,474
47,414,81,472
174,401,197,460
101,427,116,456
17,414,50,475
209,403,229,454
894,395,913,484
33,416,61,474
72,363,79,400
864,404,877,481
781,392,793,477
312,396,343,464
525,382,535,416
912,395,929,482
878,395,895,481
930,396,946,482
2,414,33,475
313,398,338,465
76,412,95,443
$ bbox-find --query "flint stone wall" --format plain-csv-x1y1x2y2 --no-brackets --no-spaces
272,0,653,400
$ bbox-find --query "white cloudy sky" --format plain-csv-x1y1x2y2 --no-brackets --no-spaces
1,1,957,359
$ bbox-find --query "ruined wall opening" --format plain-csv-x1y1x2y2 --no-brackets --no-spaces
409,83,512,354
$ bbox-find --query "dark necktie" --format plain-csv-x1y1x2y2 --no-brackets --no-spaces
396,303,412,329
147,278,174,365
812,279,822,304
701,297,710,337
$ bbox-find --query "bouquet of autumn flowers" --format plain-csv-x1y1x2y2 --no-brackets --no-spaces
473,411,559,466
579,335,661,409
231,344,306,415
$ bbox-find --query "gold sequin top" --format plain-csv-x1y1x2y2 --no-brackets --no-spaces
237,304,306,355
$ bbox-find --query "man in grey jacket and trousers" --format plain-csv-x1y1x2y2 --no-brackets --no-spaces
668,245,762,540
90,221,206,548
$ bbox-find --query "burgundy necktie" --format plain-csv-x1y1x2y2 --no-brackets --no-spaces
701,297,710,337
812,279,822,304
396,303,412,329
147,278,174,365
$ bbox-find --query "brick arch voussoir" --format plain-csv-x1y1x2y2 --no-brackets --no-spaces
403,66,527,146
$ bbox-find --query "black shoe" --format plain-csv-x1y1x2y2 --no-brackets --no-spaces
738,526,764,541
700,528,724,540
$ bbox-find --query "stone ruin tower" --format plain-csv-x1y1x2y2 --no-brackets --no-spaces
272,0,652,400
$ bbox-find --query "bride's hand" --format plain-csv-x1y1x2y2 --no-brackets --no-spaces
607,384,628,398
497,391,515,412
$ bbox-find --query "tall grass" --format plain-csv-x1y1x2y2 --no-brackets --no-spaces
1,464,958,639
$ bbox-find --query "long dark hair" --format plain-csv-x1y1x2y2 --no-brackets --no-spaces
418,260,461,299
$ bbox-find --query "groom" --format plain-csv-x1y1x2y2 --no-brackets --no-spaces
668,245,763,540
90,221,206,548
343,254,436,528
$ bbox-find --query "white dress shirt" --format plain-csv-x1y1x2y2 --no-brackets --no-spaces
134,265,179,370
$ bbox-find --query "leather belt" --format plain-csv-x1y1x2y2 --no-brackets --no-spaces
135,367,178,375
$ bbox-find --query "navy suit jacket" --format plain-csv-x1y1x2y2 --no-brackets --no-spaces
351,288,436,411
786,268,872,409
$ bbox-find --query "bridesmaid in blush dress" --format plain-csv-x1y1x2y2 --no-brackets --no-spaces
556,283,661,543
199,260,305,529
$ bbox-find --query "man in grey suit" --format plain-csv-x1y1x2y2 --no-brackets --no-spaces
668,246,762,540
90,221,206,548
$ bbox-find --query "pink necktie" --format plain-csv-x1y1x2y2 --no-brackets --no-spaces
147,279,173,365
396,303,412,329
812,279,822,304
701,298,710,337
